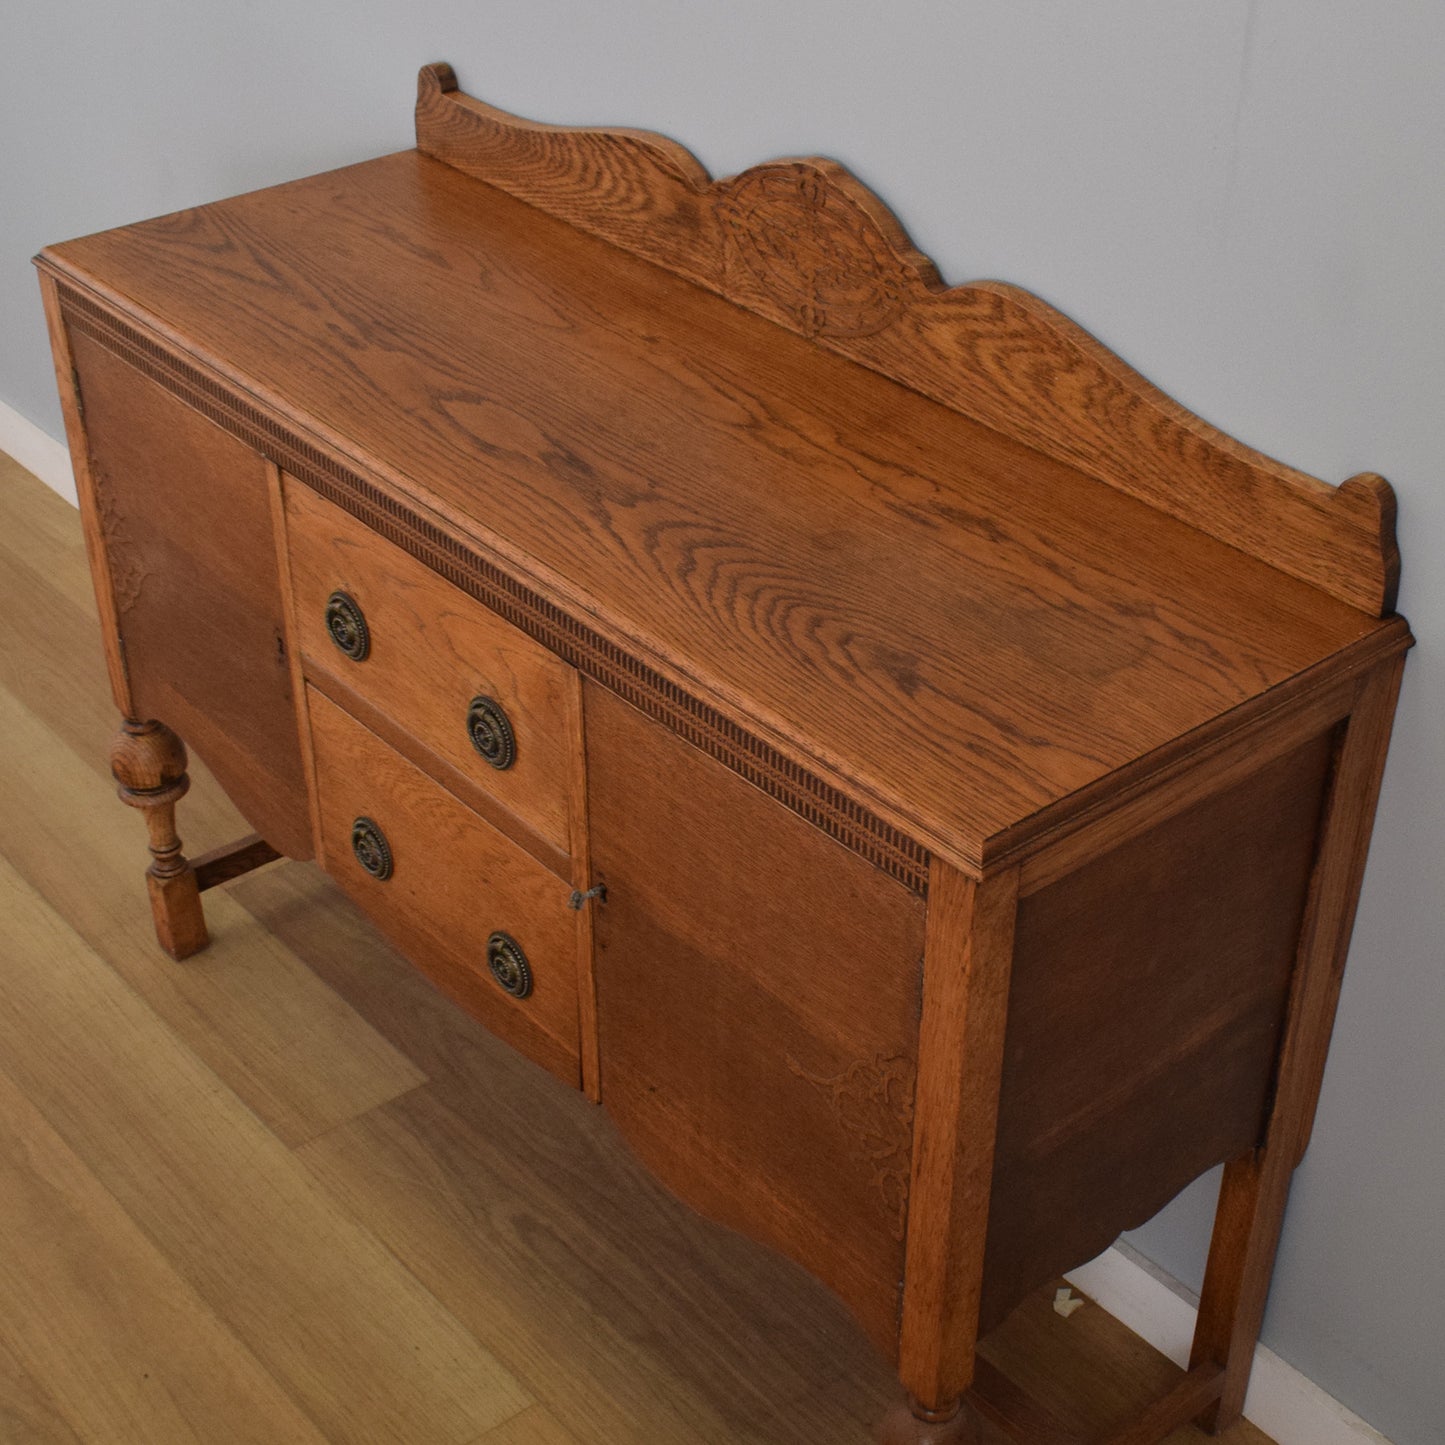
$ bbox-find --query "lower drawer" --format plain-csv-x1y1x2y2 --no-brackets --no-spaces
307,687,582,1086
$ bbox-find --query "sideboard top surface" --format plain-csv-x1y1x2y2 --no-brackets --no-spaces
39,145,1404,870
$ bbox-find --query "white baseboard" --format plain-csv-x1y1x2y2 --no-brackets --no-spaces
1065,1245,1392,1445
0,399,77,505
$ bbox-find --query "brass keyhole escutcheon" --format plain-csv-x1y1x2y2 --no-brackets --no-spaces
350,816,393,880
467,695,516,770
325,590,370,661
486,931,533,999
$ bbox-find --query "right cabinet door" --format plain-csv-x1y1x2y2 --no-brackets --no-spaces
583,682,927,1358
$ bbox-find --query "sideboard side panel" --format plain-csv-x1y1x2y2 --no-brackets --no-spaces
585,681,927,1359
68,332,312,859
981,728,1337,1330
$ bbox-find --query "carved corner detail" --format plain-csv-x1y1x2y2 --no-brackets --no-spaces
94,474,147,614
788,1051,917,1238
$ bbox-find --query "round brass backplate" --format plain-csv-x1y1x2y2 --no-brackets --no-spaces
350,816,393,880
466,695,516,770
486,931,533,999
325,590,370,661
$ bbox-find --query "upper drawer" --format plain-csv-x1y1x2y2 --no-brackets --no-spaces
283,478,578,858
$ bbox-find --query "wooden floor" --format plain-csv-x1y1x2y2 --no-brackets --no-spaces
0,452,1275,1445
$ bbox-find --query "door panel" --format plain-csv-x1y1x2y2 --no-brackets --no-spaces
585,681,926,1359
71,332,310,857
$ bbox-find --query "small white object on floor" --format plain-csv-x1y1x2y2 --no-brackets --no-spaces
1053,1286,1085,1319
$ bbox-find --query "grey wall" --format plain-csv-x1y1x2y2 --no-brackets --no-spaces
3,4,1440,1440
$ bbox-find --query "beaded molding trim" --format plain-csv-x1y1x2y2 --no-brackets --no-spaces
59,283,930,893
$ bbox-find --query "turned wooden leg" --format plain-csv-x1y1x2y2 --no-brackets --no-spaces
875,1395,983,1445
109,718,209,960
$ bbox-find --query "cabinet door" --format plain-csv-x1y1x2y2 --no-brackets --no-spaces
584,682,926,1358
70,334,310,857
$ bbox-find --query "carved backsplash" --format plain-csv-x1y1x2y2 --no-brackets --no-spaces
413,61,942,344
415,61,1399,617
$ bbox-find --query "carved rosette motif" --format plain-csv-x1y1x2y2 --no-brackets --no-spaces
787,1052,917,1238
720,164,909,339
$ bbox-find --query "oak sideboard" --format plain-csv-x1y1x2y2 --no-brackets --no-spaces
37,63,1412,1445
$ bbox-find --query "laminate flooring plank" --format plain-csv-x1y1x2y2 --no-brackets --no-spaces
0,852,531,1445
470,1404,583,1445
0,1332,84,1445
0,676,425,1147
0,454,96,610
0,1058,325,1445
298,1089,877,1445
0,484,120,765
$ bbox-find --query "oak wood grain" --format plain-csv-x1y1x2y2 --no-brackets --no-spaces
984,730,1336,1333
1015,673,1356,895
899,864,1019,1409
415,62,1398,616
302,661,573,879
65,329,312,859
36,149,1405,874
585,680,927,1359
308,687,583,1086
286,475,580,857
1188,656,1407,1430
0,470,432,1146
38,270,132,714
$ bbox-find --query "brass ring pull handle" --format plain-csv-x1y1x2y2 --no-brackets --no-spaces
467,695,516,770
325,590,370,661
350,816,393,880
486,931,533,999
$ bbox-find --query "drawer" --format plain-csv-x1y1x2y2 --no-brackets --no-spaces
283,477,579,858
308,686,581,1086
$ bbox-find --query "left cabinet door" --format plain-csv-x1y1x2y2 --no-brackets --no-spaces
67,331,312,858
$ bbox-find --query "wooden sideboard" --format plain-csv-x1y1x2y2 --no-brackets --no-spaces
37,63,1411,1445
